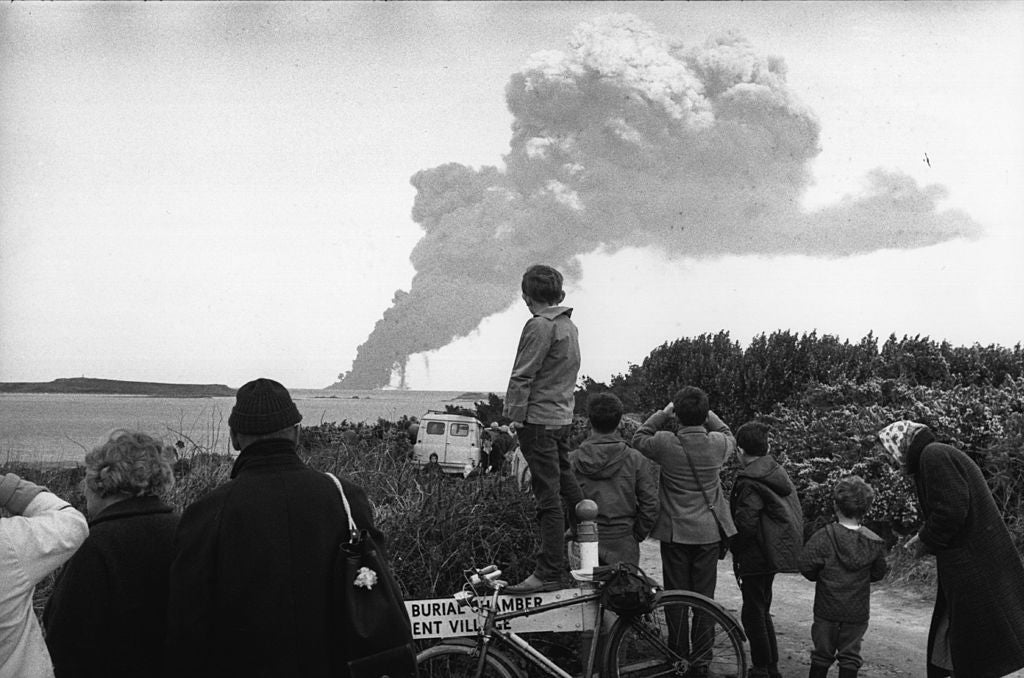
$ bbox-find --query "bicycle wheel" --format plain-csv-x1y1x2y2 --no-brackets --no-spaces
603,591,747,678
417,641,519,678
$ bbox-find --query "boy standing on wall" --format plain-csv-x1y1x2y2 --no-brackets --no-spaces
799,475,889,678
729,421,805,678
570,392,658,568
503,264,584,594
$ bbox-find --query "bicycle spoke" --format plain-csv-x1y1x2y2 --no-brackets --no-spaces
605,593,746,678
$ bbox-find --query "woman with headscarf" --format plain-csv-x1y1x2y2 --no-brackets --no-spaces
43,429,179,678
878,420,1024,678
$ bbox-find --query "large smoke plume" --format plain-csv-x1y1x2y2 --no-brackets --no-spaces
335,14,980,389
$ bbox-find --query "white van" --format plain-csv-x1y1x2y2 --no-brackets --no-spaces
412,412,485,475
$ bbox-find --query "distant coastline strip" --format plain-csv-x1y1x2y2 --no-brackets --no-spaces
0,377,235,398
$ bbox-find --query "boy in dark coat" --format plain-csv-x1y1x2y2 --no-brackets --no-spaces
569,393,658,568
729,422,803,678
799,475,888,678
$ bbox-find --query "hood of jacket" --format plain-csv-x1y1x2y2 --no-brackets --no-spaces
573,432,631,479
829,523,886,570
736,455,794,497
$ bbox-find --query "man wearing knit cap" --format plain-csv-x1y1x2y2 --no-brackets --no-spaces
165,378,381,677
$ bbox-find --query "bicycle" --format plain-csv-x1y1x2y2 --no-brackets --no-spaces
416,564,748,678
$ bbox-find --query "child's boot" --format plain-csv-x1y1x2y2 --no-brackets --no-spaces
837,668,858,678
808,664,829,678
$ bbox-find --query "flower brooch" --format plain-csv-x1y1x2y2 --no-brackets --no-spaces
354,566,379,590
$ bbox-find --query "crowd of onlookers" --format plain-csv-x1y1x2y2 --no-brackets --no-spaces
502,264,1024,678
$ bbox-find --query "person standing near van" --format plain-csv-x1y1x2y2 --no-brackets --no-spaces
489,425,514,474
503,264,584,594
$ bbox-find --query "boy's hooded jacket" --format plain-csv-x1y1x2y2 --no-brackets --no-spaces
729,455,803,575
569,432,658,542
799,523,889,623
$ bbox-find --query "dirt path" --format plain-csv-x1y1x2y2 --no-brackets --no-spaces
637,539,1023,678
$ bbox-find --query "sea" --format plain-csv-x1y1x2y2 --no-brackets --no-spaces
0,389,489,465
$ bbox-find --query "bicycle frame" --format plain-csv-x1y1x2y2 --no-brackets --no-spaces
463,582,606,678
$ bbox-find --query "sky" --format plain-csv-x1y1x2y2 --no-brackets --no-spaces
1,1,1022,392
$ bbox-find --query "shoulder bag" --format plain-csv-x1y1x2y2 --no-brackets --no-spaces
326,472,419,678
683,453,732,560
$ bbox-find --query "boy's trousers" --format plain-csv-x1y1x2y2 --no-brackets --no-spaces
811,615,868,670
660,542,719,663
740,573,780,673
519,423,583,582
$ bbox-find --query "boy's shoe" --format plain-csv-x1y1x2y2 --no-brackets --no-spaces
807,664,830,678
504,574,561,595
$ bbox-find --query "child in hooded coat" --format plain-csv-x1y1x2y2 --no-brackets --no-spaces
569,393,658,568
730,422,804,678
800,475,889,678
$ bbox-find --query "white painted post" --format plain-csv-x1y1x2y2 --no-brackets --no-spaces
575,499,599,575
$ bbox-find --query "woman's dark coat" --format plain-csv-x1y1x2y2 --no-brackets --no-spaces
908,432,1024,678
43,495,179,678
165,439,380,678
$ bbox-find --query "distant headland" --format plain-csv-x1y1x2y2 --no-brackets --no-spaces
0,377,235,398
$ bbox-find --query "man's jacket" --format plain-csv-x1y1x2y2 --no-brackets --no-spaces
165,439,380,678
631,410,737,544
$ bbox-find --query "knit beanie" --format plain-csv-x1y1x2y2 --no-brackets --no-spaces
228,378,303,435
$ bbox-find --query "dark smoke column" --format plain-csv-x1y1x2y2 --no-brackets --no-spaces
334,15,980,390
334,163,587,389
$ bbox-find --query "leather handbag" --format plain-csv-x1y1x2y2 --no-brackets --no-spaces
326,472,419,678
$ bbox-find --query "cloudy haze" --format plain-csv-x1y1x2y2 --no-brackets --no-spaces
1,2,1021,391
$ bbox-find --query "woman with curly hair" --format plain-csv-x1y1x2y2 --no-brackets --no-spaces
43,429,179,678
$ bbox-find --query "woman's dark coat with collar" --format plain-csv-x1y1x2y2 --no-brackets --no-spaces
43,495,179,678
907,430,1024,678
165,439,380,678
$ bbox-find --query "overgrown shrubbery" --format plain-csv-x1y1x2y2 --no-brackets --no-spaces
6,419,535,608
573,331,1024,586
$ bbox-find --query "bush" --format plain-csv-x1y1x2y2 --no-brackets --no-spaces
299,423,538,599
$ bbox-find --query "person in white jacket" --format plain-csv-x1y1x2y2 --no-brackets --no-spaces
0,472,88,678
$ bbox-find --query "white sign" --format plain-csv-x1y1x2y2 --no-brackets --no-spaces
406,588,600,639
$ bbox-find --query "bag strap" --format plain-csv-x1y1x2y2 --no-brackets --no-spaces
684,452,727,533
326,472,360,543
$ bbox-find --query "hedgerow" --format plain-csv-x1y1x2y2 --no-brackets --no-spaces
574,331,1024,574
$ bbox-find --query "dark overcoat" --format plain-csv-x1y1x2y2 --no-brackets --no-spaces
43,495,179,678
908,435,1024,678
165,439,380,678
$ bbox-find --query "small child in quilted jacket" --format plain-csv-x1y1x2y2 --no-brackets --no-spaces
799,475,889,678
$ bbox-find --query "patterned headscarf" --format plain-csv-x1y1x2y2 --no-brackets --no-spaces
878,420,928,466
